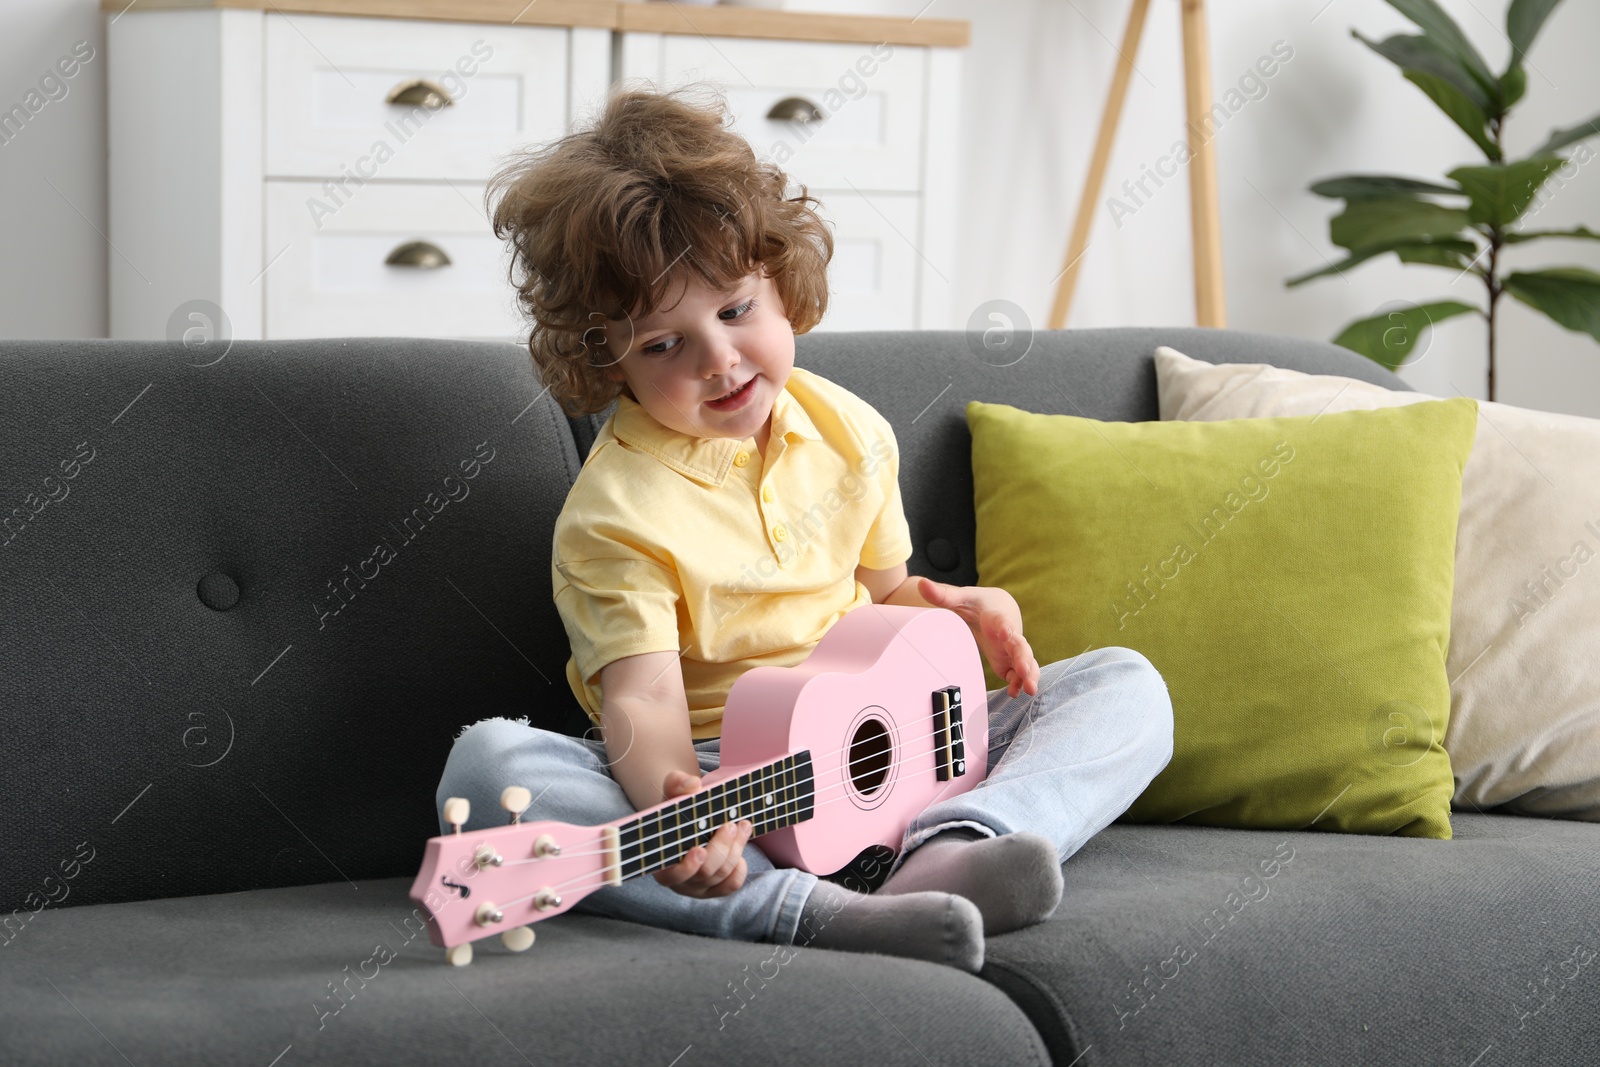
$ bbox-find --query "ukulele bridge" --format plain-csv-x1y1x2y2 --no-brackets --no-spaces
932,686,967,781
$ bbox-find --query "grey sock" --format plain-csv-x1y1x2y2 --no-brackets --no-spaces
878,829,1064,935
796,879,984,973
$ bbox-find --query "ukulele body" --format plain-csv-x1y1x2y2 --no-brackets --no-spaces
707,603,990,874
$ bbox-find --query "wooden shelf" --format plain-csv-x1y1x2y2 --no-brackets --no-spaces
616,4,967,47
99,0,970,45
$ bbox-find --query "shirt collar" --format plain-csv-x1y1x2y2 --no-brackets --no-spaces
609,374,823,486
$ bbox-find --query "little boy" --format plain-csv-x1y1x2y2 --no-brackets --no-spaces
437,84,1174,972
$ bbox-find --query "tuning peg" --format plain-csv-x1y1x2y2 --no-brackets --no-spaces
533,834,560,858
501,786,532,824
501,926,536,952
475,901,505,927
445,943,473,967
443,797,470,833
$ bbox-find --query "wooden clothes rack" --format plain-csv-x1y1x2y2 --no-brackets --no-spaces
1048,0,1226,328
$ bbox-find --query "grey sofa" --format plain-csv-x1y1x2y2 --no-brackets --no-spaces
3,327,1597,1067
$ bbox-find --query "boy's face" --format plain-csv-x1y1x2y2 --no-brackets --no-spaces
601,268,795,447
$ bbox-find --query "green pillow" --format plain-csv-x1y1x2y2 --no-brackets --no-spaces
966,395,1479,838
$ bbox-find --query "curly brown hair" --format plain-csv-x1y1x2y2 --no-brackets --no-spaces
486,82,835,418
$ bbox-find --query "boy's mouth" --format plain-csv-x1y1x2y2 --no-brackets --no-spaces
707,378,756,408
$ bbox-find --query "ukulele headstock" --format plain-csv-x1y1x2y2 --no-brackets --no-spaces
409,788,611,966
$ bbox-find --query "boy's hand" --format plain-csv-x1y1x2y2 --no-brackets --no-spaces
915,577,1040,698
652,769,754,898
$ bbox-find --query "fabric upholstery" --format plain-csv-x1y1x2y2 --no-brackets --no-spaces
962,395,1478,837
0,338,585,912
1155,345,1600,823
6,327,1596,1067
0,876,1049,1067
981,811,1600,1065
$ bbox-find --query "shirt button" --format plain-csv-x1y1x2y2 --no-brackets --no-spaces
734,451,750,467
773,525,787,542
762,485,773,503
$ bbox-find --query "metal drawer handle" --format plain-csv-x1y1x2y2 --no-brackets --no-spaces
386,78,454,110
765,96,824,124
385,241,452,269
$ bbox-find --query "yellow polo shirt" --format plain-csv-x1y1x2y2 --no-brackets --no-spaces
552,366,913,740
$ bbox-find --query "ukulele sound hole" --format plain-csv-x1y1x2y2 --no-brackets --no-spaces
848,717,893,797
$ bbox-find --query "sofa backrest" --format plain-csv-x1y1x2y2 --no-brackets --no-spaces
584,327,1406,592
0,329,1402,912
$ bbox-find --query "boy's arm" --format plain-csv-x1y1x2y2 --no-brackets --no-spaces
856,561,918,606
858,562,1041,697
597,651,754,897
597,650,701,812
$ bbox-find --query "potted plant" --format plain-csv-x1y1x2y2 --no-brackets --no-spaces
1288,0,1599,399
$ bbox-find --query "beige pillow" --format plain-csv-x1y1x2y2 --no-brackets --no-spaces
1155,345,1600,823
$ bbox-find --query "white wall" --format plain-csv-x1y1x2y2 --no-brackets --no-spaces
803,0,1600,415
1,0,108,338
3,0,1597,414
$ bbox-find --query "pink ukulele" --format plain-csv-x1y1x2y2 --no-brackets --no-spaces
409,604,989,965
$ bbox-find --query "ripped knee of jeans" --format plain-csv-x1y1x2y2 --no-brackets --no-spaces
451,714,531,742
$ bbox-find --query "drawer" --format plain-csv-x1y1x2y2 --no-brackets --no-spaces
263,180,525,340
265,14,569,181
639,36,926,193
807,190,920,331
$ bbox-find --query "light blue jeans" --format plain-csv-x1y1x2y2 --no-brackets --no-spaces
436,645,1174,946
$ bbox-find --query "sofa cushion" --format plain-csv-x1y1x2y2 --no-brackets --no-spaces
980,812,1600,1066
0,338,585,913
0,876,1050,1067
963,394,1478,837
1155,345,1600,823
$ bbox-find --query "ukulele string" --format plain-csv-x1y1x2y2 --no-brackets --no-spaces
501,716,992,906
505,712,975,883
502,713,959,873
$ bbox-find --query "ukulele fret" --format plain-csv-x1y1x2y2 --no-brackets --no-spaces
791,752,816,822
737,768,753,822
616,752,817,880
750,752,797,836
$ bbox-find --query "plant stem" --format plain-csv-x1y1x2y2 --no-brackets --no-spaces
1486,237,1500,402
1484,116,1505,402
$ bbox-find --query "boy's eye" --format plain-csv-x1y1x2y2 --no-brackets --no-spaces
637,298,756,356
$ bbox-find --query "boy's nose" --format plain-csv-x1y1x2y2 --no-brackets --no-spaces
699,338,741,376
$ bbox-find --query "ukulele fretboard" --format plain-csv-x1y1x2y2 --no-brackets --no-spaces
615,751,816,881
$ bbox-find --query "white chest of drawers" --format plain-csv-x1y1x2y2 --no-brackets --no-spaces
105,3,966,342
617,28,961,332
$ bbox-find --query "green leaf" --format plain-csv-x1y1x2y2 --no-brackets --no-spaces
1287,238,1479,287
1500,63,1528,110
1505,225,1600,244
1529,112,1600,156
1507,0,1563,65
1309,174,1462,200
1401,70,1500,159
1504,268,1600,343
1396,238,1480,269
1355,31,1493,112
1332,300,1480,371
1447,156,1564,227
1386,0,1499,91
1329,198,1474,252
1287,246,1398,287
